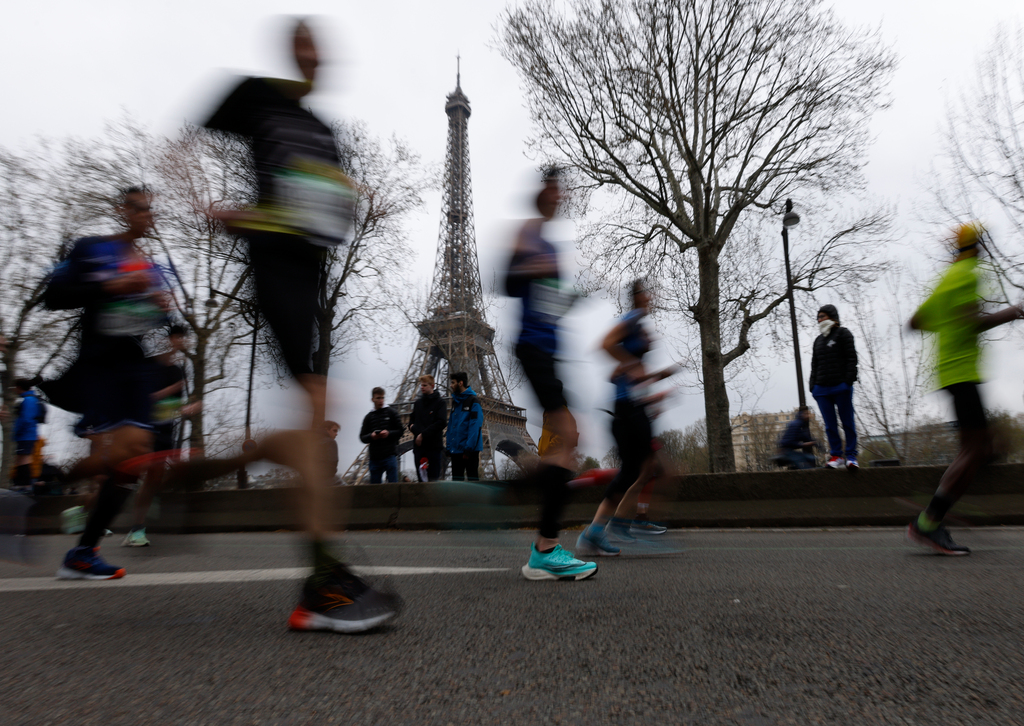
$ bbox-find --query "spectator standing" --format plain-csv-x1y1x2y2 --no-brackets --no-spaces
12,378,45,490
778,406,817,470
322,420,340,481
359,387,403,483
409,374,446,481
808,304,859,470
446,372,483,481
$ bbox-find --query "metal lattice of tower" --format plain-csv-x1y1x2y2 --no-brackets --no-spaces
342,70,536,483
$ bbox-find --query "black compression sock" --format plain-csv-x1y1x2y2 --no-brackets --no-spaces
79,478,133,548
538,465,574,540
13,464,33,489
309,539,343,587
924,493,955,525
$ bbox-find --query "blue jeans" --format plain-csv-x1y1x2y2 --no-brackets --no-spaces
368,456,399,484
813,383,857,458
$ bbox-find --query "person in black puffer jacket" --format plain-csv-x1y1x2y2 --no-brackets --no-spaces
408,374,447,481
808,304,858,470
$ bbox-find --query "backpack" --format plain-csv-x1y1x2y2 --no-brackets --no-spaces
35,399,48,424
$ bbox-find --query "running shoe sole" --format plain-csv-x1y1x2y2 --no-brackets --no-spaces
56,566,126,580
520,563,598,581
288,605,397,633
122,538,150,547
905,523,970,556
630,525,668,536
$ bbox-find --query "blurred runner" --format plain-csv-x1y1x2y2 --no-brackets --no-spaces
505,169,596,581
906,223,1022,555
196,18,400,631
123,324,199,547
576,280,674,557
43,185,169,580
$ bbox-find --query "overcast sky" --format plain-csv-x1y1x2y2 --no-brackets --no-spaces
4,0,1024,470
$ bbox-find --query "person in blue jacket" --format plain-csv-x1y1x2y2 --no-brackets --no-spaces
778,406,817,470
446,371,483,481
12,378,43,489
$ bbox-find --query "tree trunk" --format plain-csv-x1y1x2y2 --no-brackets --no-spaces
696,247,736,473
1,352,18,487
189,335,208,455
313,302,334,378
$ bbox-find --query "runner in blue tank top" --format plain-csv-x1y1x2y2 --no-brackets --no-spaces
506,169,596,581
577,280,677,557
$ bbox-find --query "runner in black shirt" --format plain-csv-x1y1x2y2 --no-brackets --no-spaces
190,19,399,632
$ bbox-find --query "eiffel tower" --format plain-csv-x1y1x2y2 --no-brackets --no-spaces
342,67,536,483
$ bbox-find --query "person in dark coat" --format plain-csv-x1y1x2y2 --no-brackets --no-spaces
778,406,817,469
808,304,858,470
359,387,404,483
408,374,446,481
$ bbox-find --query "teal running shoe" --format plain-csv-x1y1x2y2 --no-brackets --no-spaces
521,544,597,581
60,506,87,534
122,527,150,547
575,525,620,557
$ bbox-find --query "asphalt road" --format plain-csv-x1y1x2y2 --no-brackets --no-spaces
2,527,1023,726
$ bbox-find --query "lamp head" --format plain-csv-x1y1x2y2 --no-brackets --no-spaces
783,199,800,228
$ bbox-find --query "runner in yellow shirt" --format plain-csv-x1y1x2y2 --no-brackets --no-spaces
906,223,1022,554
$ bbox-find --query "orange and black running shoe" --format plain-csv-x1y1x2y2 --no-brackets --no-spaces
288,565,402,634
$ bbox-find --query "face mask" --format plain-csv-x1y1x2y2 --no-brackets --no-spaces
819,320,835,336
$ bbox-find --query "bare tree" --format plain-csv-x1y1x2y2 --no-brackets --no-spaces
658,420,710,474
850,267,933,464
150,125,255,452
0,145,85,482
312,121,430,376
932,22,1024,301
499,0,896,471
0,119,166,481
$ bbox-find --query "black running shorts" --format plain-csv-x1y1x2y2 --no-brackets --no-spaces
944,381,987,431
74,357,157,437
515,342,567,412
248,232,325,379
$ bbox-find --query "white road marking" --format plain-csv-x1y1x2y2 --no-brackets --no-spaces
0,566,508,593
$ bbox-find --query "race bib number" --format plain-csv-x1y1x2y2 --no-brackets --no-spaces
97,298,163,337
275,157,356,247
530,279,576,321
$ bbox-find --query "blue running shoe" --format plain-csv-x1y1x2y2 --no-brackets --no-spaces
629,520,668,536
56,546,126,580
575,525,620,557
521,544,597,581
606,517,637,544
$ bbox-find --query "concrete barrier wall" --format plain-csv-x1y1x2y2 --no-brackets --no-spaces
20,463,1024,534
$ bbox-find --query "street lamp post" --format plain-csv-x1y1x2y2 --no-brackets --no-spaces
781,199,806,408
